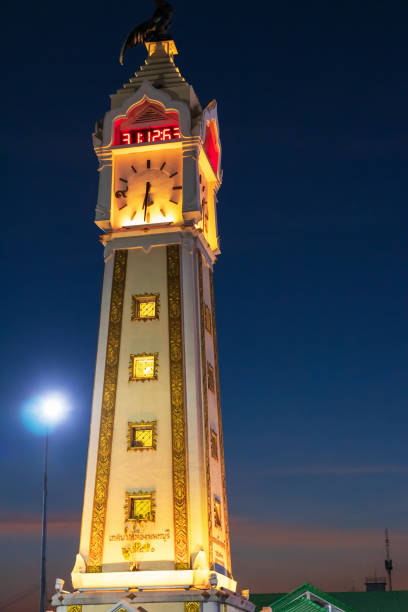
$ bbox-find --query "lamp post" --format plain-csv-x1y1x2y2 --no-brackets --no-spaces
40,429,49,612
36,393,68,612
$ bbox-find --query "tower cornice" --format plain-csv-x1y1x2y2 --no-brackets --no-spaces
100,228,220,267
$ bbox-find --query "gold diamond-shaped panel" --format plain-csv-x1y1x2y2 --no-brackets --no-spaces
134,356,155,379
132,498,152,520
134,428,153,447
139,300,156,318
214,499,222,528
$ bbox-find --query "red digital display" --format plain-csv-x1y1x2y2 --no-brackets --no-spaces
116,125,181,146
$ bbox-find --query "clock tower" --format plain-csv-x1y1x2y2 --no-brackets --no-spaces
53,40,254,612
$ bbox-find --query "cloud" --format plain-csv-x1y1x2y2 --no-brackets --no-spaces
230,515,408,552
258,465,408,477
230,516,408,591
0,516,80,537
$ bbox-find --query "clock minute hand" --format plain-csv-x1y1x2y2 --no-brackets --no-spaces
143,181,151,221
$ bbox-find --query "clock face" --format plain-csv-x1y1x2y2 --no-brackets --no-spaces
199,173,209,234
112,151,182,228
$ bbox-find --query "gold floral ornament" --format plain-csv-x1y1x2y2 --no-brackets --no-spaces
127,421,157,451
125,490,156,523
210,269,231,572
198,256,213,567
167,244,189,569
129,353,158,382
88,249,128,572
131,293,160,321
122,540,155,571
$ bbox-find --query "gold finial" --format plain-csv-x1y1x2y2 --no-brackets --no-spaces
145,40,178,58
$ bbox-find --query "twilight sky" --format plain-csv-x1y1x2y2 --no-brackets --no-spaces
1,0,407,610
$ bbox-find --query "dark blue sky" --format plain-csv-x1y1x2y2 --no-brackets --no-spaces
1,1,407,609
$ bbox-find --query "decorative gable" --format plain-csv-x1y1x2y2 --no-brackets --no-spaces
106,601,143,612
113,97,180,145
271,583,355,612
122,99,178,129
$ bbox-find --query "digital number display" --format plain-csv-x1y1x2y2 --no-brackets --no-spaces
117,125,181,146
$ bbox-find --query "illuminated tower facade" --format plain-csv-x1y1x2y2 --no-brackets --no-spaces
53,41,255,612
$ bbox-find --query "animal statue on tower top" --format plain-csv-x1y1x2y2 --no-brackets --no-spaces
119,0,173,65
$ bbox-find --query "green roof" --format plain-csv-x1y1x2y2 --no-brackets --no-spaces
330,591,408,612
250,587,408,612
269,583,356,612
279,597,331,612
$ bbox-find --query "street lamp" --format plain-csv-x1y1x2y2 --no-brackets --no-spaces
36,393,68,612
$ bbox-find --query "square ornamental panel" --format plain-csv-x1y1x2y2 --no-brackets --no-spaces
205,304,212,334
128,421,157,451
210,429,219,460
129,353,158,382
131,293,160,321
125,490,155,523
214,496,222,528
207,362,215,392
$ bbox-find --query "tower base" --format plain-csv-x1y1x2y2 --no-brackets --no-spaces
71,569,236,592
51,585,255,612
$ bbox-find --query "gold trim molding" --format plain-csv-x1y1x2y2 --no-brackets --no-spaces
167,244,189,569
210,268,232,574
127,420,158,451
198,254,213,567
67,606,82,612
88,249,128,572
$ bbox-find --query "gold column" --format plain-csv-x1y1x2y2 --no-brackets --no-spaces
167,244,189,569
87,250,128,571
209,269,231,573
198,254,213,566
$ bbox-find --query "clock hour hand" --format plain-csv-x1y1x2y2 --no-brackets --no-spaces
143,181,151,221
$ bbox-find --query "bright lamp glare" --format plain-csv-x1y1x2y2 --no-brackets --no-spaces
39,393,68,425
22,391,70,435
